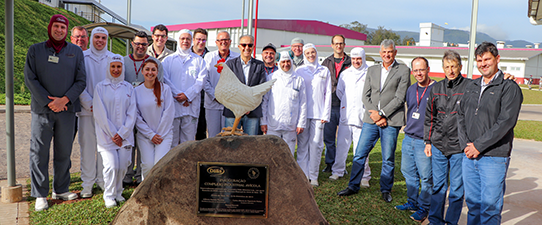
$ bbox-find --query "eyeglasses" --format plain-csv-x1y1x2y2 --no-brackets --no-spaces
195,38,207,43
71,35,87,39
333,42,345,46
153,34,167,39
239,43,254,48
180,37,191,41
133,42,148,46
412,68,427,73
291,44,303,48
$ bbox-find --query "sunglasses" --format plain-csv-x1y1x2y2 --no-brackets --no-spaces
239,43,254,48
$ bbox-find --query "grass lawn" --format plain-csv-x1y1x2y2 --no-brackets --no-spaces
518,85,542,104
514,120,542,142
28,133,419,224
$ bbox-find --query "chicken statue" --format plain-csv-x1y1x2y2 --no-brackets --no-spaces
214,58,276,136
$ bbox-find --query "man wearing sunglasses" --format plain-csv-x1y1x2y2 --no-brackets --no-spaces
223,35,268,135
147,24,173,61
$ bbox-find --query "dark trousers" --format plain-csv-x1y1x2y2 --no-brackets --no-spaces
324,106,340,165
30,112,76,197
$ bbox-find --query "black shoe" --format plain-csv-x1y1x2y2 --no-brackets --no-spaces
337,187,358,196
122,181,133,188
382,192,393,203
322,164,332,173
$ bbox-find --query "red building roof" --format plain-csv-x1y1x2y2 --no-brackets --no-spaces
160,19,367,41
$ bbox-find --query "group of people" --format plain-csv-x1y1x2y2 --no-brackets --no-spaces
25,15,523,225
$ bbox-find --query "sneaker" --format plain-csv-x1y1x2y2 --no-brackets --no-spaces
80,187,93,198
105,199,117,208
361,180,370,188
310,180,319,187
35,197,48,211
329,174,341,181
394,202,417,212
52,192,78,201
410,207,428,222
116,195,126,203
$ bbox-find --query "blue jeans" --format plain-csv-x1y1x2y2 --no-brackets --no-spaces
225,116,260,135
324,106,340,165
348,123,399,192
428,146,464,225
401,135,432,211
463,155,509,225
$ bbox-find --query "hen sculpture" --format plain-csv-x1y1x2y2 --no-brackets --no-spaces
214,58,276,136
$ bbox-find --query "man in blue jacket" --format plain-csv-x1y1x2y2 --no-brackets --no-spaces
458,42,523,224
24,14,86,211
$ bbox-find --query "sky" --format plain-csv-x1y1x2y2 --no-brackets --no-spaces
97,0,541,43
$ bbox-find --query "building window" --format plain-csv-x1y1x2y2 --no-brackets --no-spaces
500,66,507,71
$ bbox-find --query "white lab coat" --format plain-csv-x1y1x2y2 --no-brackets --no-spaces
79,50,114,116
162,52,207,118
336,66,367,126
93,80,137,150
262,70,307,131
295,65,332,121
134,83,175,140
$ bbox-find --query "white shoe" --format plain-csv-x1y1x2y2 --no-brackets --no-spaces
105,199,117,208
80,187,93,198
310,180,319,187
329,174,341,181
361,180,370,188
116,195,126,203
35,197,48,211
52,192,78,200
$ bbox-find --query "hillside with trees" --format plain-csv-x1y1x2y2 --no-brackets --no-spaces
0,0,127,104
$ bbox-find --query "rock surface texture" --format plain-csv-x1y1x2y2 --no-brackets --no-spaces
112,135,328,225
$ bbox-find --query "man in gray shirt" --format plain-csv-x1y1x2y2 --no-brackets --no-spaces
24,14,86,211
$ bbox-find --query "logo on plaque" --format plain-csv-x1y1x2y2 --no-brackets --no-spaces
248,167,260,179
207,166,225,176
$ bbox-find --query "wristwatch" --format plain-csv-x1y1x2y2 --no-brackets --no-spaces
378,110,384,117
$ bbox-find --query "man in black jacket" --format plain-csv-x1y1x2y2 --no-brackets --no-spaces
321,34,351,174
458,42,522,225
224,35,267,135
423,50,467,225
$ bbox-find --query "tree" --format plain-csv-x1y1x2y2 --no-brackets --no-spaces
340,21,369,35
368,26,401,45
402,36,416,46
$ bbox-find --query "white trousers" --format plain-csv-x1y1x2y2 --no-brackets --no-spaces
205,108,225,138
78,116,104,189
267,129,297,155
334,124,371,180
297,119,325,181
137,132,173,181
171,116,198,148
98,145,132,202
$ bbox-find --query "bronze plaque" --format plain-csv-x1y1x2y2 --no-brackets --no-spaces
196,162,269,218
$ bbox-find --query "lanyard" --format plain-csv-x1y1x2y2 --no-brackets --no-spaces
264,66,275,75
334,56,345,78
416,84,429,111
129,54,149,80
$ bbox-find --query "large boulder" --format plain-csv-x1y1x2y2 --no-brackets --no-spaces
112,135,328,225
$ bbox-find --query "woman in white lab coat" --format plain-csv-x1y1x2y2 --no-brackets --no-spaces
295,43,332,187
134,59,174,181
93,54,137,208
